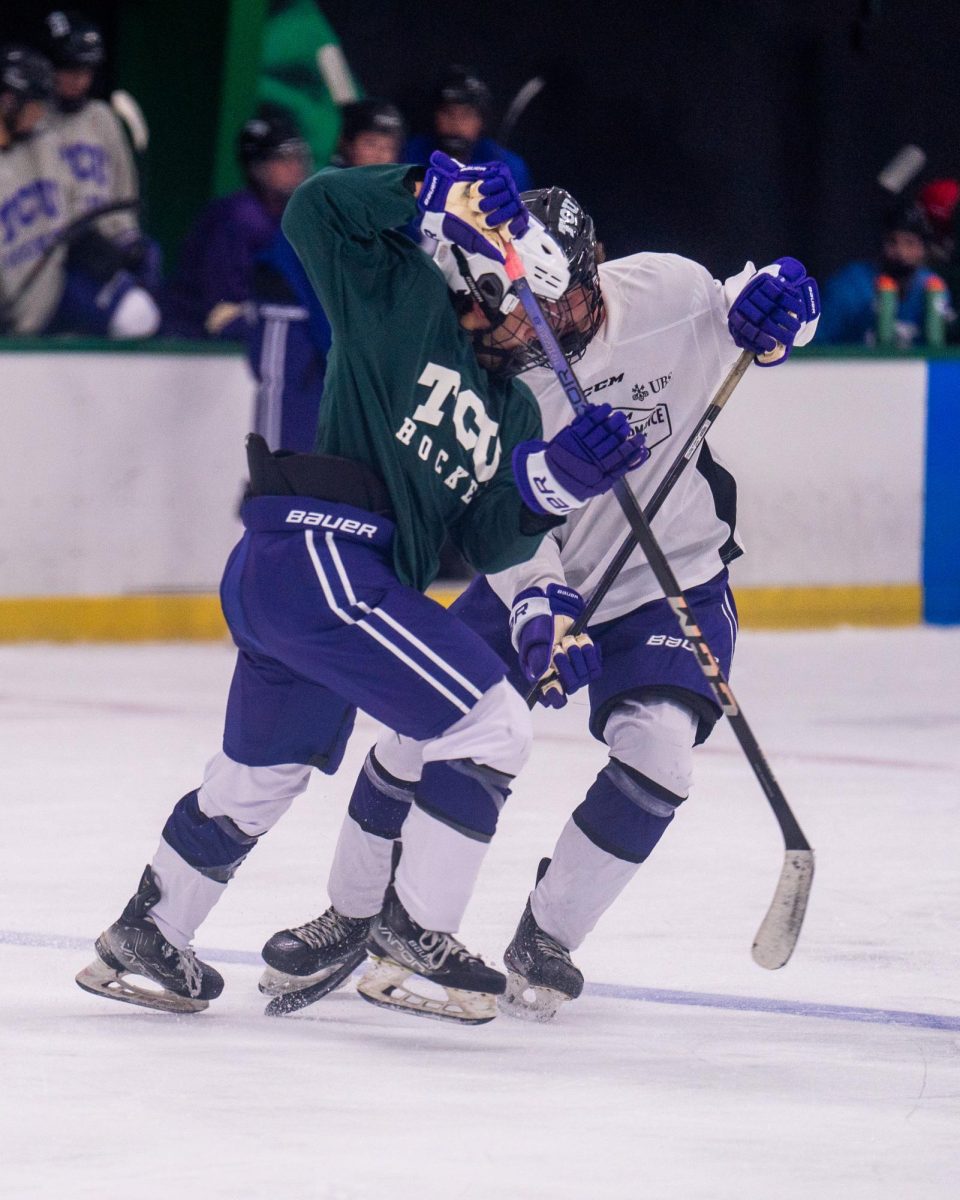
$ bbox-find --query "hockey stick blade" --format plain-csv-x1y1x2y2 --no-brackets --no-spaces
751,849,815,969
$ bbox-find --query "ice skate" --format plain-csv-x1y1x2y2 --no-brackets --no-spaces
357,885,506,1025
259,907,372,1016
499,860,584,1022
75,866,224,1014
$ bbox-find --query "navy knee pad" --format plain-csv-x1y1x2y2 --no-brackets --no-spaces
573,759,685,864
348,750,415,839
162,791,259,882
414,759,513,843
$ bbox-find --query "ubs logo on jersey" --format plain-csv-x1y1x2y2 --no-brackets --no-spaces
612,401,672,449
632,373,672,402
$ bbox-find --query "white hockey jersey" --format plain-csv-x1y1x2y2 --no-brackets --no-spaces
49,100,140,243
487,252,754,623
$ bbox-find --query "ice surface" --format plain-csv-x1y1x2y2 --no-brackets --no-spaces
1,628,958,1199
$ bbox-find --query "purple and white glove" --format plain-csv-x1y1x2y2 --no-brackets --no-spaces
510,583,601,709
728,256,821,366
513,403,650,517
418,151,526,262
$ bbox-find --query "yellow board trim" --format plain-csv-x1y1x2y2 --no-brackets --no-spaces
0,584,922,643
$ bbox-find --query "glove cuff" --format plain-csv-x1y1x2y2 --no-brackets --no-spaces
512,443,585,517
509,587,552,651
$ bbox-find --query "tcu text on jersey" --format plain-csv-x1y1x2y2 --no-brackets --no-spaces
394,363,502,505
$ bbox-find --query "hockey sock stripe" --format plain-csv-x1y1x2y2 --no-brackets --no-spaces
305,532,471,715
721,589,739,644
257,316,288,450
323,533,484,702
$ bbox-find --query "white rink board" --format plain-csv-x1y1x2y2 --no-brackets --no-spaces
709,359,926,587
2,352,927,596
1,351,254,596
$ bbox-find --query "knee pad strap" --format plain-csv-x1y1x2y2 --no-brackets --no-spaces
414,758,513,843
573,759,684,865
347,749,415,839
161,791,258,883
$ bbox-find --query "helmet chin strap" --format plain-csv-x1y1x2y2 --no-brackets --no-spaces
451,245,509,329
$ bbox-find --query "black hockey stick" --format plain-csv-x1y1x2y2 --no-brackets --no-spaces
0,199,139,328
505,245,814,970
526,349,753,706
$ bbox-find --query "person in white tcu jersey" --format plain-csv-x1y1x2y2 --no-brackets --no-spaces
258,186,820,1019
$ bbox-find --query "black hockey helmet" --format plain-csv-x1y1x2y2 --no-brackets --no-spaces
42,10,105,68
237,106,309,168
433,65,492,116
882,199,933,242
483,186,604,375
0,44,55,105
340,97,405,145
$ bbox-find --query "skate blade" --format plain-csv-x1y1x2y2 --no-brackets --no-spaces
355,956,497,1026
260,952,365,1016
498,971,569,1023
75,958,208,1015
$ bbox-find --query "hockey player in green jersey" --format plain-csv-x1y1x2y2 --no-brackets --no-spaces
77,153,649,1025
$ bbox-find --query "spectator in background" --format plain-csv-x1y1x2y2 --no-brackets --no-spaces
40,11,157,278
162,106,311,340
917,179,960,341
0,43,158,339
817,202,953,347
330,98,405,168
405,65,532,191
247,98,405,451
917,178,959,270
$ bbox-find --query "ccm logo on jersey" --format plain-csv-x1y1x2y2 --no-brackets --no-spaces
646,633,695,652
285,510,379,538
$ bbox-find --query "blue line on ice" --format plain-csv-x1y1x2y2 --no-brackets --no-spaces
6,927,959,1032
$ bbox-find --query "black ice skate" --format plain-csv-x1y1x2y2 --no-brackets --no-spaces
500,859,584,1023
357,885,506,1025
258,907,372,1016
75,865,224,1014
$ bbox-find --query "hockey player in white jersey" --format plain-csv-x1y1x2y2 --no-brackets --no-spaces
259,186,820,1019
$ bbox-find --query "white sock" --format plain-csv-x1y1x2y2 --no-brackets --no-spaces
327,815,395,918
394,803,488,933
148,839,224,950
531,818,640,951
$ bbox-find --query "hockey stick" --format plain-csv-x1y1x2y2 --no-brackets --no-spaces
526,349,753,706
0,199,140,328
504,245,814,970
497,76,546,147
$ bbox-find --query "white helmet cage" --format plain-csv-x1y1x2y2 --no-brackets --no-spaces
422,186,603,376
426,210,571,317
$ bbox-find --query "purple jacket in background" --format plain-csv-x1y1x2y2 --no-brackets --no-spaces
161,190,282,339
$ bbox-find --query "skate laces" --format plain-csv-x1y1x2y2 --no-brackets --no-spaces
532,923,571,964
291,908,358,951
163,943,203,997
417,930,479,972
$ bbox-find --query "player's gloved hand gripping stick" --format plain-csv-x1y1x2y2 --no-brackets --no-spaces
502,242,815,972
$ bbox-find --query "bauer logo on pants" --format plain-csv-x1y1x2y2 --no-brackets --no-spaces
611,402,672,449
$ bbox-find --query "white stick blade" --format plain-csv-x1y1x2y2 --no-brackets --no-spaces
751,849,815,969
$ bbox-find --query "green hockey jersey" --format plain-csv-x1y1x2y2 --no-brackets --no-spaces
281,163,556,590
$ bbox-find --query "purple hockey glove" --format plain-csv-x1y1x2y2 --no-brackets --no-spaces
513,403,650,517
510,584,601,709
418,151,508,262
728,257,821,365
471,162,530,239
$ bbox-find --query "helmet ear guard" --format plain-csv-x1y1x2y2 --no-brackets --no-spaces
425,211,571,318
